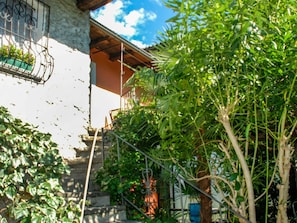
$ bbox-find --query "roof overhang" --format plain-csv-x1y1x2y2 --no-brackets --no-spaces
90,18,153,68
77,0,112,11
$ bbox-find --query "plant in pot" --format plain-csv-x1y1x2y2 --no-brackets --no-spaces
23,51,35,65
0,44,35,71
0,45,9,59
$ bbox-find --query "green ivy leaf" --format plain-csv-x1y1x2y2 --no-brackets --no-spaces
4,186,16,200
47,196,62,209
13,203,29,219
30,213,43,223
12,171,24,183
26,184,37,196
0,124,6,132
0,216,8,223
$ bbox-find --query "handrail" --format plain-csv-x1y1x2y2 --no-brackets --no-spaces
80,127,100,223
104,129,252,223
122,195,150,219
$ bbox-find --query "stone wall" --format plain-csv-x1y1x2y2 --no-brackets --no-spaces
0,0,91,159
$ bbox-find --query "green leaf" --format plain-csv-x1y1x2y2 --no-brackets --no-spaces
12,171,24,183
0,124,6,132
13,203,29,219
236,195,245,204
229,173,238,181
235,181,241,191
47,196,62,209
4,186,16,200
31,213,43,223
26,184,37,196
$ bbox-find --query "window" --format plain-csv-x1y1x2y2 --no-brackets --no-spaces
0,0,53,83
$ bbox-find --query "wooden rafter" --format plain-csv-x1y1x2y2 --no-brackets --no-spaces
77,0,112,11
109,50,133,61
90,36,110,48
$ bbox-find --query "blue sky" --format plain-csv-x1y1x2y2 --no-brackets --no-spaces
91,0,174,48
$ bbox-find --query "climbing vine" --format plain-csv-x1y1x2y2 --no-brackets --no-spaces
0,106,80,223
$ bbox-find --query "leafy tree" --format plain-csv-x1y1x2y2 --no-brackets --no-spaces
143,0,297,222
97,0,297,222
96,105,162,220
0,106,80,223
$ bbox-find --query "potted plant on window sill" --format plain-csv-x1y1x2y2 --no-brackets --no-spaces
0,45,35,71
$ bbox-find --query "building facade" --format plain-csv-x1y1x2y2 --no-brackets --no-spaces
0,0,152,159
0,0,92,158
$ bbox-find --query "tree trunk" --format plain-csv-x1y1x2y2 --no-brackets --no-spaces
197,156,212,223
276,136,293,223
219,106,256,223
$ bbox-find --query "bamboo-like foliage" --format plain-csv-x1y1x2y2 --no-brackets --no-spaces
136,0,297,222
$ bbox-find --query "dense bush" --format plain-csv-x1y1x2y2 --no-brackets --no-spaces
0,106,80,223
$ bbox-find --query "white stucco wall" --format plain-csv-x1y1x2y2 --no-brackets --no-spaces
90,85,121,128
0,0,90,159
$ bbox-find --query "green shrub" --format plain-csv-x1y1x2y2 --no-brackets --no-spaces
0,106,80,223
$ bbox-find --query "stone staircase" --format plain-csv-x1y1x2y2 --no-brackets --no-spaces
62,127,140,223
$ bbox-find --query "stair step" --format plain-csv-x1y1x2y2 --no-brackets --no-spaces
87,127,103,136
116,221,144,223
76,147,102,157
76,145,103,150
62,127,131,223
82,135,103,142
62,175,100,196
84,205,127,223
63,191,111,206
65,156,103,166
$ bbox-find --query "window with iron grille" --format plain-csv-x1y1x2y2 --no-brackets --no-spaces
0,0,53,83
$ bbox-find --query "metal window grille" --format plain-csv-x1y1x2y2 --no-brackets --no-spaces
0,0,53,83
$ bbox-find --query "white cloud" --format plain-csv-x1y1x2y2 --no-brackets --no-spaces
131,39,148,49
125,8,145,26
91,0,157,44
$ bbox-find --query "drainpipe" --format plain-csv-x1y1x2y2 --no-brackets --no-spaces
120,42,124,109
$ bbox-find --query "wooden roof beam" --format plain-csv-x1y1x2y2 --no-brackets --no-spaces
90,36,110,48
77,0,112,11
109,50,133,61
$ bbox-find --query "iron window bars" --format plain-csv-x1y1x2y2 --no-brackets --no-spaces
0,0,53,83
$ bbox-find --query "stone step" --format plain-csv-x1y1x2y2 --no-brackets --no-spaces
76,146,103,158
86,127,113,143
65,165,102,183
89,220,143,223
67,167,101,177
87,127,103,136
66,156,103,166
83,205,127,223
82,135,103,142
62,127,131,223
115,221,143,223
62,175,100,190
63,191,110,206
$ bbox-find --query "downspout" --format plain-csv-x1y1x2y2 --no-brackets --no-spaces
120,42,124,109
89,62,96,127
88,63,92,127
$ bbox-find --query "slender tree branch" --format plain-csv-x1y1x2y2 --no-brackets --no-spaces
218,105,256,223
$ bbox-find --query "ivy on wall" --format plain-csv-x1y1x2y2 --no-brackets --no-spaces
0,106,80,223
